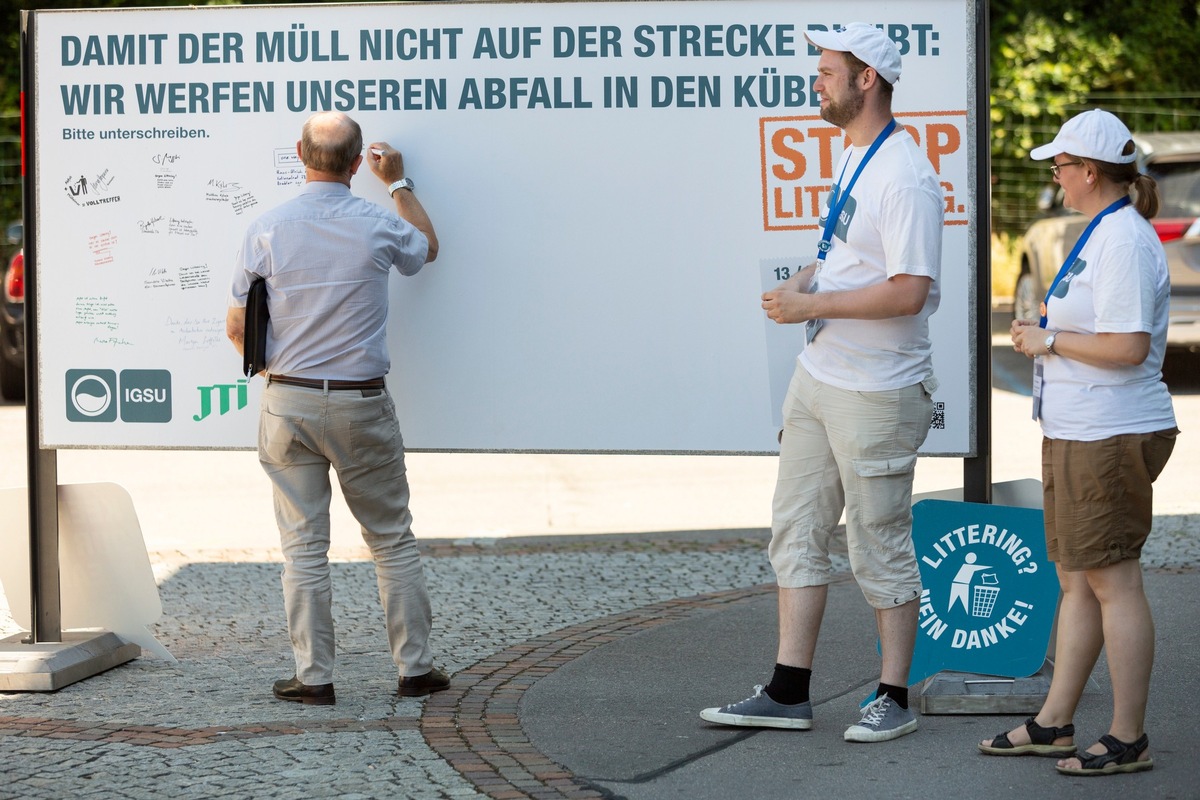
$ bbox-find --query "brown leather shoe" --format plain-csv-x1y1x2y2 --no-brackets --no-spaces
397,667,451,697
273,676,335,705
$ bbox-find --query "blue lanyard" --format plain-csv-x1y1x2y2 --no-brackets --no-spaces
817,118,897,261
1039,195,1131,328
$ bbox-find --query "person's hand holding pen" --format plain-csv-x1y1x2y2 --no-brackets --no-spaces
364,141,439,261
365,142,406,184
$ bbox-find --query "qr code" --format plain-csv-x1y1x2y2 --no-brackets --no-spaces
929,402,946,430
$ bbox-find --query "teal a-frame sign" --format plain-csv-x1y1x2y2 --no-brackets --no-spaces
908,500,1059,684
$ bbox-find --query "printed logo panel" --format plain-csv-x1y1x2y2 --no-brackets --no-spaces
66,368,172,423
760,111,969,232
119,369,173,423
66,369,118,422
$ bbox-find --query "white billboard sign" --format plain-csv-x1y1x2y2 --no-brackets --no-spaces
28,0,980,453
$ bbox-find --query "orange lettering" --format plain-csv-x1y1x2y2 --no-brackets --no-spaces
926,123,959,173
770,127,806,181
807,127,842,179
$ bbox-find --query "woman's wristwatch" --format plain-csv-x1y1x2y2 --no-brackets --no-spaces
1044,331,1059,356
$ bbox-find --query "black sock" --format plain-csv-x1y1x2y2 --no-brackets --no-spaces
876,683,908,709
764,664,811,705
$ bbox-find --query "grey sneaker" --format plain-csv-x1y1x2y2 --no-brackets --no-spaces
843,695,918,742
700,685,813,730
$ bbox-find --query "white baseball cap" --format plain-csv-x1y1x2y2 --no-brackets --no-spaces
804,23,902,84
1029,109,1137,164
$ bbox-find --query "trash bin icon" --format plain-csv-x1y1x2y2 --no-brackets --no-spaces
971,573,1000,618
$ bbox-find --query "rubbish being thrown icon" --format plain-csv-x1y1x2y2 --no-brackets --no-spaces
948,552,991,614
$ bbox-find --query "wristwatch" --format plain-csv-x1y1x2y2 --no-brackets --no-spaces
1044,331,1059,355
388,177,415,196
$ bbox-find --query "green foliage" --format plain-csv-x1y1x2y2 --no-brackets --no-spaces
990,1,1200,156
989,0,1200,233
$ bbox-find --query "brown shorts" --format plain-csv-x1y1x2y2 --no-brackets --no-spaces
1042,428,1178,571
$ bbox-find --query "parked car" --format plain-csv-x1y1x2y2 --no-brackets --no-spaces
1,220,24,401
1014,132,1200,350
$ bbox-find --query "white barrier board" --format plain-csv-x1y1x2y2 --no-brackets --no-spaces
29,1,979,453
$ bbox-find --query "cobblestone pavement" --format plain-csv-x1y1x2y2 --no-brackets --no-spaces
2,518,1197,800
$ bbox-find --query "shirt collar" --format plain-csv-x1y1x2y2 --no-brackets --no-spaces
300,180,352,197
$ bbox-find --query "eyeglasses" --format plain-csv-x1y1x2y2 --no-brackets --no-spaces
1050,160,1084,177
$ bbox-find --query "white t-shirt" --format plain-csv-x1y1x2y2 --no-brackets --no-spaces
798,130,944,392
1040,204,1176,440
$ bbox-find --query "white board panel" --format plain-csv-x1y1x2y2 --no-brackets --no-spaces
30,1,978,453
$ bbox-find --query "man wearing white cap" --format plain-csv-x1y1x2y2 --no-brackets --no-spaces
701,23,944,743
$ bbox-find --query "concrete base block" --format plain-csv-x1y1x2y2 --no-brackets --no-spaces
918,659,1099,715
919,663,1052,714
0,630,140,692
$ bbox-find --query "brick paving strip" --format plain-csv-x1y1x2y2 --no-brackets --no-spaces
420,583,770,800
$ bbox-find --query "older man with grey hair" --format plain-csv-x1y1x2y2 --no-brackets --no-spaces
227,111,448,705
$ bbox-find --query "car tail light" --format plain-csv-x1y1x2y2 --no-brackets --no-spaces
5,251,23,302
1152,218,1195,243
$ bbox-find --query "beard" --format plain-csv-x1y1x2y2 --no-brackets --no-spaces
820,85,865,128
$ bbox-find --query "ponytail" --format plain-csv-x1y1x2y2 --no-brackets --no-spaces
1087,140,1161,220
1130,173,1160,220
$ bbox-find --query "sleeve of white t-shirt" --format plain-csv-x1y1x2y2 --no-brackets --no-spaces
878,181,944,281
1091,237,1157,334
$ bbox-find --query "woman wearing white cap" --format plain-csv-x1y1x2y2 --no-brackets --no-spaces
978,109,1177,776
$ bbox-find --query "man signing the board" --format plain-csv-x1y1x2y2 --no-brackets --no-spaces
226,110,447,705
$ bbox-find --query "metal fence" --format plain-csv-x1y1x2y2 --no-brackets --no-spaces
0,110,20,226
991,93,1200,236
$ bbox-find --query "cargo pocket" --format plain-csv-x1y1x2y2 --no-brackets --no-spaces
851,454,918,530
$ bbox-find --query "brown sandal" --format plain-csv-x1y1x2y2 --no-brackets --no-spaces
979,717,1076,757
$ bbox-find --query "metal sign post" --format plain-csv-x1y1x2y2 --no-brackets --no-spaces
0,10,140,693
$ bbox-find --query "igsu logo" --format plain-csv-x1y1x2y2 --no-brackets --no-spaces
66,368,172,423
67,370,117,421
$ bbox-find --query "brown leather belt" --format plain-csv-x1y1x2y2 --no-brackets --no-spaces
269,375,386,391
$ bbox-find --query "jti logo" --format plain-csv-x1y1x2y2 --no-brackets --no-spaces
194,379,249,421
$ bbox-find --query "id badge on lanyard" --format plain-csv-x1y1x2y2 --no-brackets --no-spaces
1031,360,1044,421
805,120,896,344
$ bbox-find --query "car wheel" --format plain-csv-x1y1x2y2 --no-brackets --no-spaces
1012,271,1039,322
0,356,24,402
